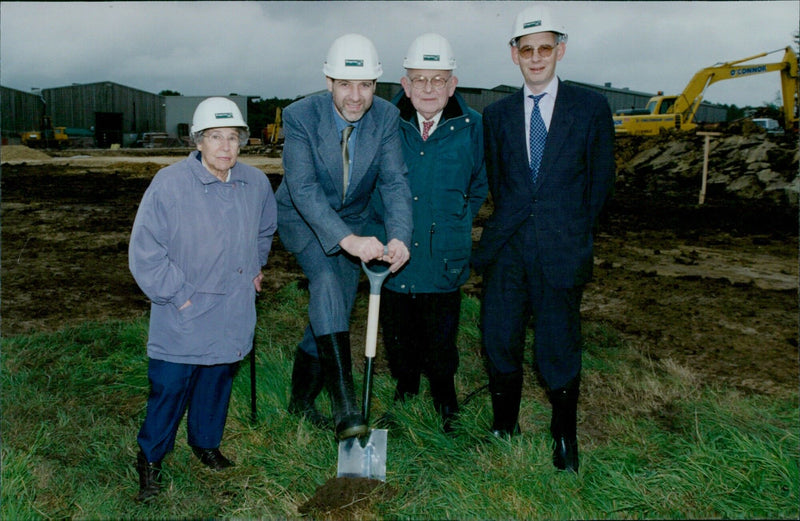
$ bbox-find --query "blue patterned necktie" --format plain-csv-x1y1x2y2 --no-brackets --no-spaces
529,93,547,183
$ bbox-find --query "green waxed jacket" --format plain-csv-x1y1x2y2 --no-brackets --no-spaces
368,91,488,293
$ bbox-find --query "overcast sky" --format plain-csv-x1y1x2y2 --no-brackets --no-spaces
1,1,798,108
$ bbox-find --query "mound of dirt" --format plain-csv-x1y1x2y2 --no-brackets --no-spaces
298,477,395,518
1,145,53,161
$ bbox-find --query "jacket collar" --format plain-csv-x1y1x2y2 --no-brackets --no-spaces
394,90,465,126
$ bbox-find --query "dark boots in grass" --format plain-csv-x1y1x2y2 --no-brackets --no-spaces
135,446,234,502
429,374,460,434
389,372,459,434
548,374,580,473
316,332,368,440
135,450,161,503
489,369,523,438
288,347,332,429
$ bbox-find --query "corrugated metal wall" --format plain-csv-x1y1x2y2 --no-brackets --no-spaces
42,82,164,133
1,86,43,136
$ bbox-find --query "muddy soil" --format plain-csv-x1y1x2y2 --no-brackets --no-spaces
1,147,797,403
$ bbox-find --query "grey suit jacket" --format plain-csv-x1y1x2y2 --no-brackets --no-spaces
275,92,412,256
473,80,615,288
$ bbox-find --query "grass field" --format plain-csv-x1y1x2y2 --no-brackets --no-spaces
2,282,798,519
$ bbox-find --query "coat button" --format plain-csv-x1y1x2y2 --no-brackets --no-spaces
420,151,424,156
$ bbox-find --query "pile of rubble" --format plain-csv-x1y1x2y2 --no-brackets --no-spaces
616,131,799,208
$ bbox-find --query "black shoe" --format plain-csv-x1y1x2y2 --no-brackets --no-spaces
489,369,523,438
288,348,332,429
553,436,579,473
191,447,234,471
316,332,367,441
429,375,460,435
491,423,521,439
548,374,580,473
135,450,161,502
440,404,459,434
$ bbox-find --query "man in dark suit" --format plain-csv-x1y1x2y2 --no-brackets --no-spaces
275,34,412,441
472,4,615,473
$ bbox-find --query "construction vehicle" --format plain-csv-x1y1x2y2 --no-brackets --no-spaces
614,46,799,135
21,116,69,148
261,107,283,151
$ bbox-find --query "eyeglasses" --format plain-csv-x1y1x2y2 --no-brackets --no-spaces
517,44,557,60
408,75,451,90
203,132,241,146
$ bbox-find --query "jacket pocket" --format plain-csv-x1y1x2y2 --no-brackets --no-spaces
178,292,221,324
430,222,472,290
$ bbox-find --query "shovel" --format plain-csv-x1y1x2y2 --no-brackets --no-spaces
337,249,392,481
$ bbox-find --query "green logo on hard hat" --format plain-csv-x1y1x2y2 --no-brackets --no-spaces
214,112,234,119
423,54,440,62
524,20,542,28
345,59,364,67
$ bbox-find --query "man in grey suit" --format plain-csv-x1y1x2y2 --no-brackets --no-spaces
275,34,412,441
472,5,615,473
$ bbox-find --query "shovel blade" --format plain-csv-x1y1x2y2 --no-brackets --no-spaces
337,428,387,481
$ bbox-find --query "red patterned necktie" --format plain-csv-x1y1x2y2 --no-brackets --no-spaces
422,120,434,141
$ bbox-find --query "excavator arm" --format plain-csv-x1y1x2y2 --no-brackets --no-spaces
614,46,799,135
673,47,799,128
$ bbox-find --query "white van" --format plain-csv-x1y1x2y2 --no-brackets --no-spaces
752,118,784,135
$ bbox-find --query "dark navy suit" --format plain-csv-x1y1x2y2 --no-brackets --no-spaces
473,79,614,390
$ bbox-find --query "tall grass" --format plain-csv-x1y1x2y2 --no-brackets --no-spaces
2,282,797,519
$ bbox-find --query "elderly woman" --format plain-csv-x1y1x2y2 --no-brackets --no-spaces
128,97,277,502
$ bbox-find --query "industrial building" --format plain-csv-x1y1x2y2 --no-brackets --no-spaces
1,79,725,147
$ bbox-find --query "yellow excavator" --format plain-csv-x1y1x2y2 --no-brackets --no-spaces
614,46,799,135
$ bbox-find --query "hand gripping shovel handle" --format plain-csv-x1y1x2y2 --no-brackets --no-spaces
361,246,391,424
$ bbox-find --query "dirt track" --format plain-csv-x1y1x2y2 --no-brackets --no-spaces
1,146,797,398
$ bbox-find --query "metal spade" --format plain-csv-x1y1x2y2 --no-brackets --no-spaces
337,249,391,481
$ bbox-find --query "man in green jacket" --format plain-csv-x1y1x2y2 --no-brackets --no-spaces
370,33,487,432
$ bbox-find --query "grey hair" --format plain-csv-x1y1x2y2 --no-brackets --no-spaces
191,128,250,147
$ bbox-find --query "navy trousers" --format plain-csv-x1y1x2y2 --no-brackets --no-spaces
480,219,584,390
380,289,462,386
137,358,238,462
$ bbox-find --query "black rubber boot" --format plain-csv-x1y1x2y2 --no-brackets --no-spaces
429,375,460,434
548,374,580,473
316,332,368,440
489,369,523,438
288,347,332,429
135,450,161,503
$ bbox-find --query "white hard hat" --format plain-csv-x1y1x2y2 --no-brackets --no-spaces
191,97,248,135
509,4,568,46
323,33,383,80
403,33,457,70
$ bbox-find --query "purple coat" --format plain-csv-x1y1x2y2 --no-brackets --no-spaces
129,151,277,364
